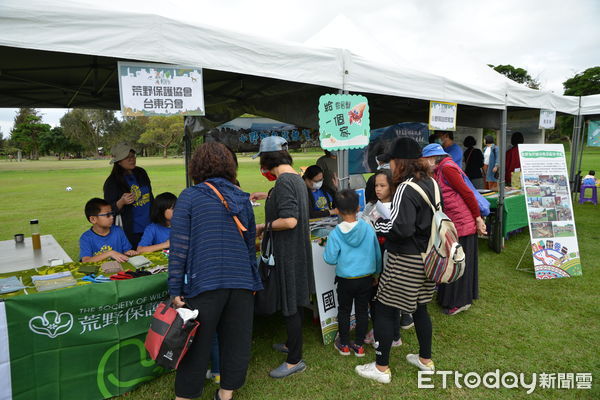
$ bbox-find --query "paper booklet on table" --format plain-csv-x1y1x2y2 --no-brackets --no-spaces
32,271,77,292
128,255,152,269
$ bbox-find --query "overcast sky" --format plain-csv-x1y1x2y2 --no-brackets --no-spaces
1,0,599,136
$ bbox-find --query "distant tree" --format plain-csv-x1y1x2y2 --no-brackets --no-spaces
60,109,118,156
13,108,38,127
488,64,540,89
139,116,184,158
39,126,82,160
10,114,51,160
563,66,600,96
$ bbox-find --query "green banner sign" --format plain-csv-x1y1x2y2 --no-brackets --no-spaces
3,274,168,399
318,94,370,151
521,151,564,158
588,120,600,147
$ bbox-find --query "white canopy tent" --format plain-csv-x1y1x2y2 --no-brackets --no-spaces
0,1,597,252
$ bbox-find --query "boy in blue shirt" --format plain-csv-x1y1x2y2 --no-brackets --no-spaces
79,198,138,263
324,189,382,357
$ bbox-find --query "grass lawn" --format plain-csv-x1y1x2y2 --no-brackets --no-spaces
0,147,598,399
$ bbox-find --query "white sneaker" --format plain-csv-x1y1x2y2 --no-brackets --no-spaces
391,338,402,347
406,353,435,371
355,362,391,384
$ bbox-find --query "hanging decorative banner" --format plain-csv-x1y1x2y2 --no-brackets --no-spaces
519,144,582,280
318,94,370,151
538,109,556,129
118,62,205,117
587,120,600,147
428,101,457,131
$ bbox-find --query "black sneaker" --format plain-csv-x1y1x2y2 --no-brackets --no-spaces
400,313,414,329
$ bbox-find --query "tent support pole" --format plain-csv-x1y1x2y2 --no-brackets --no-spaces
490,106,508,253
569,98,582,195
337,87,350,191
184,116,193,188
576,117,586,176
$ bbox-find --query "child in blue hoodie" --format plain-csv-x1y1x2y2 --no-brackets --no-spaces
324,189,382,357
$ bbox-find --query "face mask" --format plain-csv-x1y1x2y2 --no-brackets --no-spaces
260,168,277,181
377,163,390,170
313,180,323,190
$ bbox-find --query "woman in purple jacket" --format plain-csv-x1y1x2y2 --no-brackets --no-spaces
168,142,262,400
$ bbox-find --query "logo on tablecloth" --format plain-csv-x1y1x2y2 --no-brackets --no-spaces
29,310,74,338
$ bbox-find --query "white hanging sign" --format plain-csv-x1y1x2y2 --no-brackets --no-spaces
118,62,205,117
538,109,556,129
428,101,457,131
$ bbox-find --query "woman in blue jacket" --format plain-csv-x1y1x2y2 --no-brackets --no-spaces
168,142,262,400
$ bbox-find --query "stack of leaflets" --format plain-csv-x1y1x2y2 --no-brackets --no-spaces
32,271,77,292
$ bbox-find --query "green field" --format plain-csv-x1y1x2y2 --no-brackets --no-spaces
0,148,598,399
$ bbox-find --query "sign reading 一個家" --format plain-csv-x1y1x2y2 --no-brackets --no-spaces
538,109,556,129
118,62,204,117
429,101,457,131
318,94,370,151
518,144,582,280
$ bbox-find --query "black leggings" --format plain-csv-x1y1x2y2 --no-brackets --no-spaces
374,301,432,366
284,308,304,364
175,289,254,398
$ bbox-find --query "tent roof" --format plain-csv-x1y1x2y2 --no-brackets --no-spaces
581,94,600,116
307,15,581,114
0,2,594,121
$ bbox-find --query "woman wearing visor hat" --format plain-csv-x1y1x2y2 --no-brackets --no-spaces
103,142,154,248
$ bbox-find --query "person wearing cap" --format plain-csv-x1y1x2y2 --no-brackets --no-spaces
356,137,438,384
103,142,154,248
421,143,487,316
253,136,313,379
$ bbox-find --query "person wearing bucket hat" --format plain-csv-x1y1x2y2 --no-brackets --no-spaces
422,142,487,317
103,142,154,248
252,136,313,379
356,137,438,384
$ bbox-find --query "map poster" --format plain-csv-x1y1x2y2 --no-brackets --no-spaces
118,62,205,117
519,144,582,279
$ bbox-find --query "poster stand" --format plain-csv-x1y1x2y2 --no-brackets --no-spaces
515,242,534,273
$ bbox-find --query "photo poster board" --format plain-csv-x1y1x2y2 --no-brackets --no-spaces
118,62,205,117
311,242,355,345
587,120,600,147
519,144,582,279
318,94,370,151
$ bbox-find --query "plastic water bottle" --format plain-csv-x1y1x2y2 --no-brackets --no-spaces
30,219,41,250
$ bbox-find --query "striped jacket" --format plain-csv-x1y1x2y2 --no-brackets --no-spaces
168,177,263,298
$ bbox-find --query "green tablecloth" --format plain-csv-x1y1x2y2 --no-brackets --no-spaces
486,193,528,237
0,252,169,400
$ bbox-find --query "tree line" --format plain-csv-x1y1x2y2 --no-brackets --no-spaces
1,109,184,160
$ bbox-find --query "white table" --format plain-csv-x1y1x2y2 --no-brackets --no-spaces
0,235,73,273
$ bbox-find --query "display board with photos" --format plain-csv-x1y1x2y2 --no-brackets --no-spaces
518,144,582,279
